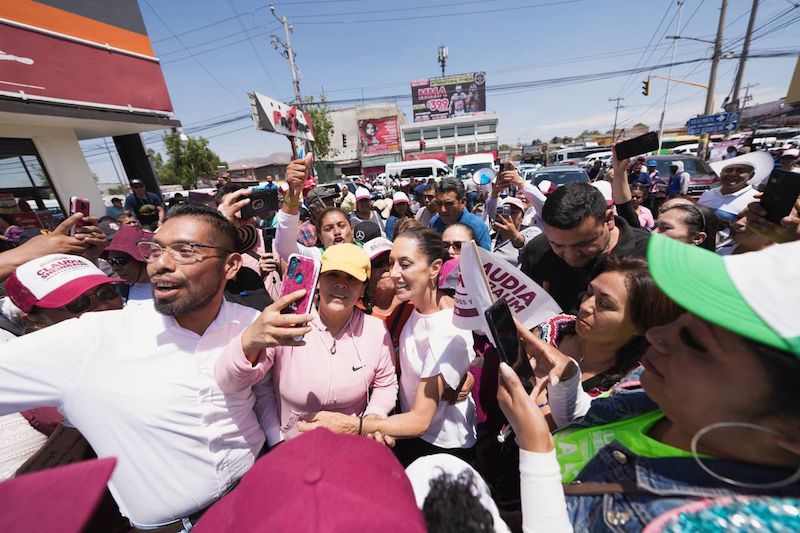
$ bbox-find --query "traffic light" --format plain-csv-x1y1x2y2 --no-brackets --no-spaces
419,139,426,151
642,78,650,96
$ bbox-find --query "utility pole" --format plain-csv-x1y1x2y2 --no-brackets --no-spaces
658,0,684,154
730,0,759,112
270,4,302,104
609,97,625,141
698,0,728,160
740,82,758,112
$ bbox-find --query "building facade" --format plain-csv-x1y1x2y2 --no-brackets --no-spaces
0,0,179,225
400,114,499,164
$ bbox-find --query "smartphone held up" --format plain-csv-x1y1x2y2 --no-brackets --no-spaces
484,298,534,392
614,132,660,160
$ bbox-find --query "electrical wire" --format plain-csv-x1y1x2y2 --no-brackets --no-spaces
226,0,280,92
142,0,244,103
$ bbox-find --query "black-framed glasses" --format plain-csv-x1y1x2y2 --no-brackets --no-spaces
443,241,463,252
136,241,234,264
106,255,133,268
62,284,120,315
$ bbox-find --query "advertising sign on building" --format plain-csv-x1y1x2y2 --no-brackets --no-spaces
0,0,173,115
410,72,486,122
358,117,399,156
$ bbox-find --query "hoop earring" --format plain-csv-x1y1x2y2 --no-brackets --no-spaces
690,422,800,489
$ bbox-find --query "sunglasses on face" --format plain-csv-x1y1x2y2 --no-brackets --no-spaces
106,255,133,268
61,284,120,314
443,241,463,252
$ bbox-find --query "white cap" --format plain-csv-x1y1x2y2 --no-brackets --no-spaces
392,192,410,204
782,148,799,158
362,237,392,260
591,180,614,206
355,187,371,201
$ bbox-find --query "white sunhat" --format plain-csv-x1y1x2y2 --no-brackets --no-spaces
709,150,774,187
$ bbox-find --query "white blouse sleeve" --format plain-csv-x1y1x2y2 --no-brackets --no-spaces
274,210,321,262
520,449,573,533
547,362,593,429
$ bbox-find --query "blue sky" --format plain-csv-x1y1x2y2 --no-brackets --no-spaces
84,0,800,183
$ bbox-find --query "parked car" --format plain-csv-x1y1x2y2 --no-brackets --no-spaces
528,166,590,193
646,155,718,199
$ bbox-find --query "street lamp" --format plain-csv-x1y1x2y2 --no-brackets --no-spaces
176,130,196,189
437,46,448,78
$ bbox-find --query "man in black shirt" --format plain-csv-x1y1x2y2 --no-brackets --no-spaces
520,183,650,313
124,179,164,230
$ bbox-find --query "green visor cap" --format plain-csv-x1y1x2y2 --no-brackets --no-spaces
646,234,795,356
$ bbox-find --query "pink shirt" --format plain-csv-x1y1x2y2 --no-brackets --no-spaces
215,309,398,440
636,205,655,230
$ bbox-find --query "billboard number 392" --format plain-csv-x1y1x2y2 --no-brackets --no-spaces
426,98,449,112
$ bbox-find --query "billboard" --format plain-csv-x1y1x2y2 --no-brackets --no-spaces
0,0,172,114
410,72,486,122
358,117,399,156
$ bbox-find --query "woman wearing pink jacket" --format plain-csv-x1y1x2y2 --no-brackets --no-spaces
214,243,398,441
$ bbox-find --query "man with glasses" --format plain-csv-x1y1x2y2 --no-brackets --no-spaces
429,177,491,249
414,181,438,227
0,203,310,531
124,178,164,230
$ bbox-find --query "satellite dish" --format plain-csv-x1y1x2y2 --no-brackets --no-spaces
471,167,496,185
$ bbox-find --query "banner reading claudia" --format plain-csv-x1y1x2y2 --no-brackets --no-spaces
411,72,486,122
358,117,399,156
453,241,562,335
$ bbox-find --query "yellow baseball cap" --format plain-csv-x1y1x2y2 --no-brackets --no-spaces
320,243,371,282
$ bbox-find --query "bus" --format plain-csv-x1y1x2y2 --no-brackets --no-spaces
547,145,610,165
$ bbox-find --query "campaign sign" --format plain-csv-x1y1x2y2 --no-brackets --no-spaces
410,71,486,122
248,92,315,142
453,241,562,335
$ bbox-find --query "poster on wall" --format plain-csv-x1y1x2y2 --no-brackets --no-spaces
358,117,399,156
410,71,486,122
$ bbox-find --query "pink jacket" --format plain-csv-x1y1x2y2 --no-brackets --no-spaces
215,309,398,440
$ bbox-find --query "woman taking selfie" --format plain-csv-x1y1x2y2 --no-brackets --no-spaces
498,236,800,532
299,229,478,466
215,243,397,441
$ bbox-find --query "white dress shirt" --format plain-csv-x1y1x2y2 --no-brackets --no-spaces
0,301,272,527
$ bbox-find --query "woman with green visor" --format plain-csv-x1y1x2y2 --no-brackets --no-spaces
497,234,800,532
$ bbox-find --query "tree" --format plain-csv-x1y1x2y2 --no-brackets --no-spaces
147,148,164,175
157,132,226,190
633,123,649,129
499,144,511,151
530,138,542,146
303,95,338,161
579,130,601,137
107,185,126,195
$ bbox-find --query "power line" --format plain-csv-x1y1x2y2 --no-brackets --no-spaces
226,0,280,92
292,0,586,25
142,0,244,103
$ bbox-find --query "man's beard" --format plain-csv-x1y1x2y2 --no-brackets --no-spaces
153,275,220,317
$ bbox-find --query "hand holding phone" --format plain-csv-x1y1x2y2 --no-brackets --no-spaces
69,196,90,236
278,255,320,341
484,299,534,392
614,132,659,160
759,168,800,224
241,189,279,220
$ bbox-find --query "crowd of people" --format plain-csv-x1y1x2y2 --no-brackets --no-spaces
0,141,798,533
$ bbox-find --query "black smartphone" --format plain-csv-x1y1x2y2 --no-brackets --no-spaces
614,132,660,160
241,189,279,219
760,168,800,224
262,227,277,251
484,299,534,391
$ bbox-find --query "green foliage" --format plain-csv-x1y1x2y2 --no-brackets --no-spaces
498,144,511,151
303,95,338,161
579,130,601,137
107,185,126,195
157,132,226,189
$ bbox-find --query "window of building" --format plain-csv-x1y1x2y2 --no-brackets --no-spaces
404,130,421,141
423,128,438,139
0,138,64,226
476,122,497,134
342,134,348,148
457,124,475,136
439,126,455,138
444,145,456,155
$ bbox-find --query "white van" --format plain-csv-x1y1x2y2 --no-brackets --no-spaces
580,151,613,168
452,153,496,180
384,160,451,180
